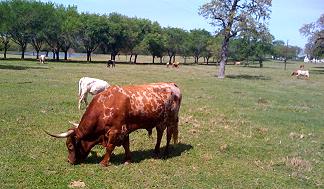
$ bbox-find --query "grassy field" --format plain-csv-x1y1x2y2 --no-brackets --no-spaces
0,59,323,188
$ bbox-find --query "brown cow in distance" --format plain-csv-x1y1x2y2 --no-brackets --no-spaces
45,82,182,166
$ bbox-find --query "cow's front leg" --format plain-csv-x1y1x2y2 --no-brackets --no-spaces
100,143,115,167
100,130,117,167
122,135,132,164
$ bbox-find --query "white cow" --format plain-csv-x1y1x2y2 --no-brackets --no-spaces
291,70,310,79
78,77,110,109
39,55,46,64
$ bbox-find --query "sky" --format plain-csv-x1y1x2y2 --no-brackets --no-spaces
40,0,323,48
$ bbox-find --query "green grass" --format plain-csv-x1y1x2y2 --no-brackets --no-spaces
0,59,323,188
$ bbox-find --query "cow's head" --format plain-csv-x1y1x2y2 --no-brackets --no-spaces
44,124,89,165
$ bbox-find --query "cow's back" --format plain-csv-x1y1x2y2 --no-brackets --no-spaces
91,83,181,130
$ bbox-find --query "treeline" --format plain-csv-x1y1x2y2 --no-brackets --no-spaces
0,0,301,64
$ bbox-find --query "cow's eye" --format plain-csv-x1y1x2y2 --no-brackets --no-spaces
68,144,74,150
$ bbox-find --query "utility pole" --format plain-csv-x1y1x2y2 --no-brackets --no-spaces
284,40,288,70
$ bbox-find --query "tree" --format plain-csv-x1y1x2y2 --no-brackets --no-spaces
0,1,11,59
44,4,66,61
251,29,273,68
272,40,285,60
142,32,166,63
203,36,222,64
188,29,211,64
164,27,187,64
272,40,301,62
300,14,324,59
5,0,35,59
240,23,273,67
76,13,106,62
60,6,79,61
141,22,165,63
199,0,272,78
29,1,56,60
104,13,129,61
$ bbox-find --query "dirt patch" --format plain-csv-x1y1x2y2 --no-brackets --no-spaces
285,156,312,172
68,180,86,188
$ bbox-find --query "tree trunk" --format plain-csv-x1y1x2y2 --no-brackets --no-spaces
36,50,40,60
218,36,230,78
168,56,172,64
3,42,9,59
52,50,55,60
152,56,155,64
4,48,7,59
134,54,138,64
64,50,68,61
87,51,91,62
55,50,60,61
206,57,210,64
21,46,26,60
217,0,239,78
20,43,27,60
259,59,263,68
129,54,133,63
160,56,162,64
2,39,9,59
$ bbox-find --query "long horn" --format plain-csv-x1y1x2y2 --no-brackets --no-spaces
69,121,79,128
43,129,75,138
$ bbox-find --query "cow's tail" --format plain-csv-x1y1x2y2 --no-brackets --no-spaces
172,120,179,144
171,84,181,144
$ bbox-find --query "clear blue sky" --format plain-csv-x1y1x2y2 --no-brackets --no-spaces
40,0,323,48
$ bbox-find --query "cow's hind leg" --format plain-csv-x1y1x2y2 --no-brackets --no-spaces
164,126,174,157
122,135,132,164
153,127,164,158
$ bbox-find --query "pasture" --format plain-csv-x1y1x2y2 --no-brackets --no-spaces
0,59,323,188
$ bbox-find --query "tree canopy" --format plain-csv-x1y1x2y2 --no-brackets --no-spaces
300,14,324,59
199,0,272,78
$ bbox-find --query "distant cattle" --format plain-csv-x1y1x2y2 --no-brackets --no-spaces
39,55,46,64
45,82,182,166
167,62,180,68
107,60,115,68
299,64,305,69
78,77,110,109
291,70,310,79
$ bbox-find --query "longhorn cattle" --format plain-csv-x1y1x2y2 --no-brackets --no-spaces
107,60,115,68
291,69,310,79
39,55,46,64
78,77,110,110
45,82,182,166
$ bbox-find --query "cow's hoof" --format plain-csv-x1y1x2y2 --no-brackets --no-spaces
124,161,131,165
99,161,110,167
153,153,160,159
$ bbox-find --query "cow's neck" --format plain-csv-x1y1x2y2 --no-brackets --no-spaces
75,128,101,159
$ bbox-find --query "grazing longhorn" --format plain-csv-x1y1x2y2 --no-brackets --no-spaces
45,82,182,166
291,69,310,79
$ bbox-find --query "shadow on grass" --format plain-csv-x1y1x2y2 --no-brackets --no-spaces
84,143,193,165
0,64,49,70
227,74,271,80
